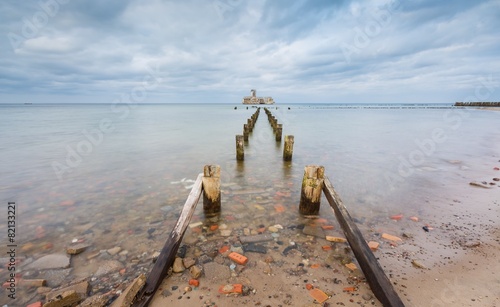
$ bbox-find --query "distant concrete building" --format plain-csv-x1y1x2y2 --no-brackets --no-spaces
242,89,275,104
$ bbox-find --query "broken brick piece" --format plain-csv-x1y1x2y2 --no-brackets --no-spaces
325,236,347,243
368,241,380,251
309,288,329,303
188,279,199,287
228,252,248,265
218,284,243,294
382,233,402,242
390,214,403,221
219,246,230,254
345,263,357,271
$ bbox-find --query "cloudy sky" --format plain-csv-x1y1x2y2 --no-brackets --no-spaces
1,0,499,104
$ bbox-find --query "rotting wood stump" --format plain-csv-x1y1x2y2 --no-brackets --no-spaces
299,165,324,215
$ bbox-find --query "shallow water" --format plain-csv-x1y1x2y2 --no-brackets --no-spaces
0,103,499,304
1,103,499,239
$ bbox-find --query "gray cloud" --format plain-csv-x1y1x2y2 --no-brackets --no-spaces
0,0,499,103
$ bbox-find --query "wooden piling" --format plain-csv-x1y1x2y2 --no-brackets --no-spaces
299,165,324,215
247,119,253,131
323,177,405,306
132,173,203,307
243,124,249,141
202,165,221,215
236,135,244,161
283,135,294,161
275,124,282,142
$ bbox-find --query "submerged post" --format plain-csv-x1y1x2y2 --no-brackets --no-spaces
243,124,249,141
247,118,253,131
283,135,294,161
275,124,282,142
236,135,244,161
202,165,221,215
299,165,324,215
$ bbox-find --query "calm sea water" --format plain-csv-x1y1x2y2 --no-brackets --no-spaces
1,103,499,244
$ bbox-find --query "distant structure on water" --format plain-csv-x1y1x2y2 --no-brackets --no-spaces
242,89,275,105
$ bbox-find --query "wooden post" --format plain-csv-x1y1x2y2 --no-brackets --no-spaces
247,119,253,131
132,173,203,307
236,135,244,161
323,177,405,307
243,124,249,141
299,165,324,215
202,165,221,215
275,124,282,142
283,135,294,161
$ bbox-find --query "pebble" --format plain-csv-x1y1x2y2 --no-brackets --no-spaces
183,257,196,269
189,265,203,279
239,234,274,244
268,226,279,233
303,226,325,238
107,246,122,256
172,257,185,273
66,243,89,255
94,260,123,277
25,254,71,270
362,293,373,301
243,243,267,254
220,230,232,237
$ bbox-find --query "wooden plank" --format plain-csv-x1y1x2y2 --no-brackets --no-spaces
322,176,405,307
132,173,203,307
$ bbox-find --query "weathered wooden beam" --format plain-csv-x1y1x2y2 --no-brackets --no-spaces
132,173,204,307
322,177,405,307
202,165,221,215
283,135,294,161
299,165,324,215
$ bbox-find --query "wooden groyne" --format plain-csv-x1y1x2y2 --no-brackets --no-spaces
236,108,260,160
300,165,405,306
132,165,222,306
264,107,293,160
455,102,500,107
122,106,404,306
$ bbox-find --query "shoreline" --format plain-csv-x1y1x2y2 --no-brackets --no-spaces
148,159,500,306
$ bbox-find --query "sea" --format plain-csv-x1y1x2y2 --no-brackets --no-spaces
0,102,499,303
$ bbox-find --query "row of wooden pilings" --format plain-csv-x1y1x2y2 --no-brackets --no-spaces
132,164,404,307
235,107,294,161
263,107,294,161
235,108,260,160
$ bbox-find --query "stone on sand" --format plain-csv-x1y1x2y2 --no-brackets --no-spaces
25,254,70,270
